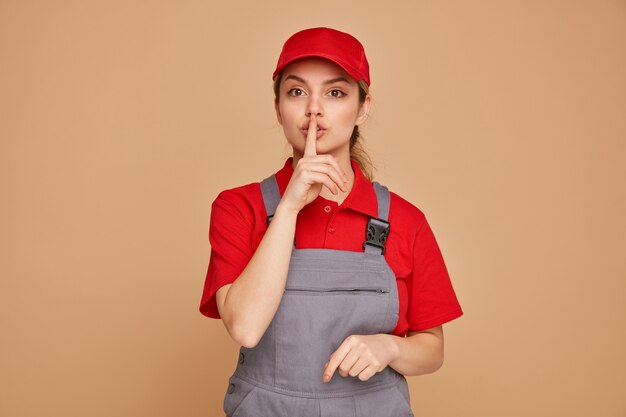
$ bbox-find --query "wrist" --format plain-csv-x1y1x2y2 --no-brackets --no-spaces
275,201,300,219
382,333,401,362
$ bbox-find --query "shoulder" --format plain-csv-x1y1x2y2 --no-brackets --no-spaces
213,181,262,207
384,186,427,234
210,181,265,226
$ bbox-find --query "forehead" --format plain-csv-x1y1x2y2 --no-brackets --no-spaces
281,57,356,84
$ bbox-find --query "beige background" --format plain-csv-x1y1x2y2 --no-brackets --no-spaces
1,1,625,416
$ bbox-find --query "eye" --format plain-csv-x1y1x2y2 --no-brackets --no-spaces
329,89,346,98
287,88,305,97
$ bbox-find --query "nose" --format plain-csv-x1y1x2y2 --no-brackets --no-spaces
305,95,323,117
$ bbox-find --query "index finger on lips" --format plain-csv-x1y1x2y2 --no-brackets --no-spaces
304,115,317,157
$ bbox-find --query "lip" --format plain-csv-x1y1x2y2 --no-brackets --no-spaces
301,127,326,139
300,122,326,129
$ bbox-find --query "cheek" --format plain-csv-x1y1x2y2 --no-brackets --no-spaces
333,103,361,127
342,109,360,123
277,104,303,146
277,103,300,127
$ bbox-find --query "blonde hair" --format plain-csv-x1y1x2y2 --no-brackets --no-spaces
273,73,376,181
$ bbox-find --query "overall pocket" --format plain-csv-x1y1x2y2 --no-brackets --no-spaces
274,285,391,393
222,375,257,417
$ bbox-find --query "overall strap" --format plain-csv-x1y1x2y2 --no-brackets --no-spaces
363,181,391,255
260,174,296,248
261,174,390,253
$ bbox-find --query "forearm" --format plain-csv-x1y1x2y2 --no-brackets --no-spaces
384,327,444,376
223,203,298,347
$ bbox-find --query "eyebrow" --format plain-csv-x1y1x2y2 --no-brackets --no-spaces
283,75,350,85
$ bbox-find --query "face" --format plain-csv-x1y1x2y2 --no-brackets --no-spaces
275,57,371,157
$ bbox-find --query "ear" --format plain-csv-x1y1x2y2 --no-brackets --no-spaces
355,94,372,126
275,100,283,125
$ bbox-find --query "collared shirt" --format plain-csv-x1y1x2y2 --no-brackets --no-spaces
199,157,463,336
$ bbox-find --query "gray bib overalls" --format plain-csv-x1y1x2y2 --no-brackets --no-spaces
222,174,415,417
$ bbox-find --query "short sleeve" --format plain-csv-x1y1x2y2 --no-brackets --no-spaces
199,192,255,318
406,215,463,331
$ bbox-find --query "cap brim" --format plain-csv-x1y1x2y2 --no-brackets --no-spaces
272,53,367,85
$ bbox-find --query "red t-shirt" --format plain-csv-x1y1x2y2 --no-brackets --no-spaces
199,157,463,336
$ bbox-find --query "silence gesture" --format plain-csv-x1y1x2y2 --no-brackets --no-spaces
279,115,349,214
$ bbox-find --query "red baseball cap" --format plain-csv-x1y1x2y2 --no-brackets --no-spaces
272,27,370,86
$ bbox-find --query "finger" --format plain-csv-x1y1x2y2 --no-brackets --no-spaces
304,115,317,157
299,159,345,193
337,348,360,378
304,171,339,195
339,349,370,376
323,341,352,383
347,355,370,378
322,155,349,191
321,154,349,184
357,364,378,382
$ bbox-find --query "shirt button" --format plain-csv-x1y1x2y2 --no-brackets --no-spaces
324,205,331,213
328,226,335,233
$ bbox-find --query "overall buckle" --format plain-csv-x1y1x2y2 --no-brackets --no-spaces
363,217,390,254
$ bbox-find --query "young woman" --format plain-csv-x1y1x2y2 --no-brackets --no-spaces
200,27,463,417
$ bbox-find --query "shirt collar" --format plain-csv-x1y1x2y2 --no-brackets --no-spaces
274,156,378,218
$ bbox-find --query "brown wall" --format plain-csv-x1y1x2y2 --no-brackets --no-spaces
1,1,625,416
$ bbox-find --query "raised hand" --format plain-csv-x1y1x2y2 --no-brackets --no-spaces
279,115,349,214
